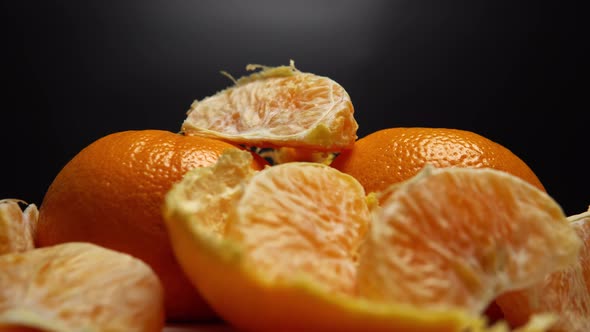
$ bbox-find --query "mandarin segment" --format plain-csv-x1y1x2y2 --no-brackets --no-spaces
165,148,259,239
181,62,358,151
357,166,580,314
0,199,38,255
496,208,590,331
225,160,370,295
0,242,164,332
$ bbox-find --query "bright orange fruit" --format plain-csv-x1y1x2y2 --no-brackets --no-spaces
163,149,578,332
0,242,164,331
331,127,546,195
181,61,358,151
35,129,267,321
0,199,38,255
496,207,590,332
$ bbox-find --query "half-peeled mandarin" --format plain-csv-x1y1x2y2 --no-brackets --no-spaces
163,149,578,331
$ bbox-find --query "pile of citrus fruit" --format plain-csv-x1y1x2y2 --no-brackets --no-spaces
1,61,588,332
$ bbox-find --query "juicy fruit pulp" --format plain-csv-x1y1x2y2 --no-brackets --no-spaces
0,199,37,255
496,209,590,331
358,166,579,313
0,242,165,332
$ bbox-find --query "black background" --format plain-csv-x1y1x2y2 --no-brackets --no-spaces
1,1,586,216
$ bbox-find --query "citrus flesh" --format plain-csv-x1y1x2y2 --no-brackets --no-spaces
496,208,590,332
164,149,579,331
224,155,371,294
181,62,358,151
0,242,164,332
0,199,38,255
357,166,580,314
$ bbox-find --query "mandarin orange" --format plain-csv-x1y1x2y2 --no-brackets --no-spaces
163,149,577,332
331,127,545,195
35,129,267,321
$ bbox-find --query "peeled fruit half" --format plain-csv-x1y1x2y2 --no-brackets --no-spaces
163,149,580,331
0,242,164,332
496,207,590,332
164,149,476,331
0,199,38,255
181,61,358,151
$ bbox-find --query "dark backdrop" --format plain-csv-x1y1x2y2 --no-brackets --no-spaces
1,1,586,215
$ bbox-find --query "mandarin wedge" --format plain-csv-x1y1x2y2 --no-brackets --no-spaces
0,199,38,255
0,242,164,332
358,166,580,315
181,61,358,151
496,207,590,332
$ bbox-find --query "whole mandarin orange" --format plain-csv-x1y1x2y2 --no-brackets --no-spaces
331,127,545,194
35,129,267,321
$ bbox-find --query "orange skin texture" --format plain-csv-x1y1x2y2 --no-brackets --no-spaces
35,129,266,322
331,127,545,194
